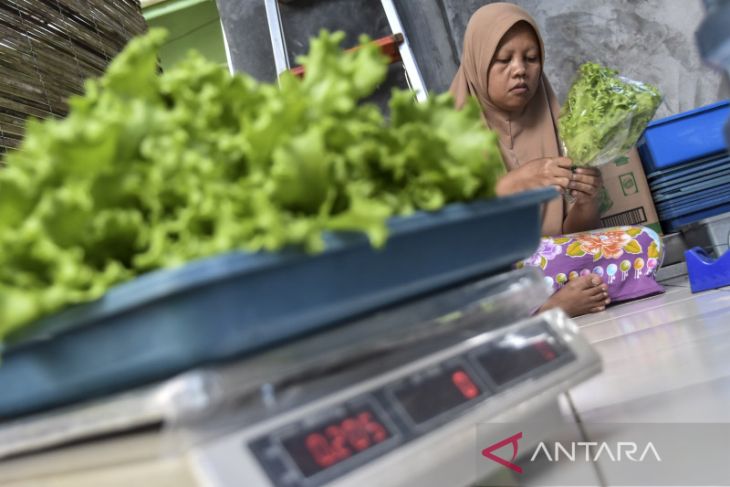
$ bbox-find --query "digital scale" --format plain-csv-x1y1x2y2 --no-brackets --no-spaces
0,269,602,487
191,310,600,487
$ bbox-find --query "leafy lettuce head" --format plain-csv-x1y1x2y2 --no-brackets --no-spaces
0,28,503,341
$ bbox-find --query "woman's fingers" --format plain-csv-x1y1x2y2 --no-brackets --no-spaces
548,158,573,173
525,157,588,191
553,176,571,190
570,172,600,184
569,172,601,193
573,167,601,177
550,165,573,181
536,159,571,189
552,157,574,169
568,180,598,195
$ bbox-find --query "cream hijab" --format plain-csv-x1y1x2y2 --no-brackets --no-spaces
450,2,564,235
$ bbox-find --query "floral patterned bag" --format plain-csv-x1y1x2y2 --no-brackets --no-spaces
520,226,664,303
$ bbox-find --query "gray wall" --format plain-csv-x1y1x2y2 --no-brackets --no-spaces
441,0,730,118
217,0,729,119
216,0,277,82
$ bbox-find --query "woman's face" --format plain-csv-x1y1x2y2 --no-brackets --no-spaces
487,22,542,113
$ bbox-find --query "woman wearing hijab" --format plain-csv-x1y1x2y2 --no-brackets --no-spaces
451,2,664,317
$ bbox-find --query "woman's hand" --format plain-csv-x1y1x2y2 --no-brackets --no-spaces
568,167,603,205
563,167,603,233
495,157,573,196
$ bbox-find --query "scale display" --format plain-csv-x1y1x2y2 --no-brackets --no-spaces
392,366,481,426
249,320,574,487
475,327,566,387
280,406,393,478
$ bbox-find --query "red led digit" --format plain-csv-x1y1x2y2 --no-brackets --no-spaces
305,433,338,468
324,425,352,462
342,417,371,451
534,341,556,361
358,411,388,443
451,370,479,399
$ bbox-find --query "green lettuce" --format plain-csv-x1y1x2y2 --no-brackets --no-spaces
0,29,503,341
559,62,662,167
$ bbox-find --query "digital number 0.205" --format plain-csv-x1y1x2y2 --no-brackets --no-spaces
304,411,389,468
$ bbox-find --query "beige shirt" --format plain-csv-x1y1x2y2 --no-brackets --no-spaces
450,2,565,236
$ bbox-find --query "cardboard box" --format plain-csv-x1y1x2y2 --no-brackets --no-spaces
597,147,662,234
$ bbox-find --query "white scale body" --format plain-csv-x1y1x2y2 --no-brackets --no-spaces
0,271,601,487
186,310,601,487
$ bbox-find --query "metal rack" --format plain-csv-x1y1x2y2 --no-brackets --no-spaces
263,0,427,102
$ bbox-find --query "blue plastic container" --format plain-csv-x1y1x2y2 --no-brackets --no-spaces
638,100,730,173
657,186,730,219
652,173,730,204
0,189,556,418
655,169,730,195
661,202,730,233
658,193,730,222
648,156,730,193
647,153,730,183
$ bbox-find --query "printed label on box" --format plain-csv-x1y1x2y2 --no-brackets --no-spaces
619,172,639,196
613,155,630,166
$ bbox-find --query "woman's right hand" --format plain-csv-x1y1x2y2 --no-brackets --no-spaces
495,157,573,196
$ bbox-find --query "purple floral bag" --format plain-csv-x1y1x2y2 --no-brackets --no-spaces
520,226,664,303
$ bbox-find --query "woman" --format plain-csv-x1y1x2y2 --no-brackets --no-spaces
451,2,663,317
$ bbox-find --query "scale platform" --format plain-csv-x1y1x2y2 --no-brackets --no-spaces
0,269,601,487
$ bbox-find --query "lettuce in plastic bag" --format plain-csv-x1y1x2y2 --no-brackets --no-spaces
559,62,662,167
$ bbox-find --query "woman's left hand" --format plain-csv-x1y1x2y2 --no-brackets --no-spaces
568,167,603,205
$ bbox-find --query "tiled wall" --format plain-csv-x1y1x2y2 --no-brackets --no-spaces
441,0,730,117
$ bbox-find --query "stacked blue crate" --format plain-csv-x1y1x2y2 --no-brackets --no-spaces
638,100,730,232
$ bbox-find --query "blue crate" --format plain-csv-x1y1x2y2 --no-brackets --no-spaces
0,188,556,418
638,100,730,173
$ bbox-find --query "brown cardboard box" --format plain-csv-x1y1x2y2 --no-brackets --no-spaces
598,147,662,234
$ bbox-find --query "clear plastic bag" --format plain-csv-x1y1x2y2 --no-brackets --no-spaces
558,62,663,167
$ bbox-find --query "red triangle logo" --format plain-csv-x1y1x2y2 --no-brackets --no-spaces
481,432,524,474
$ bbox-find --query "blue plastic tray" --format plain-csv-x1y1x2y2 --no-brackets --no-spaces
648,157,730,193
652,174,730,203
662,202,730,233
650,168,730,195
0,189,556,418
657,188,730,219
657,192,730,220
638,100,730,173
652,173,730,205
647,153,730,183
